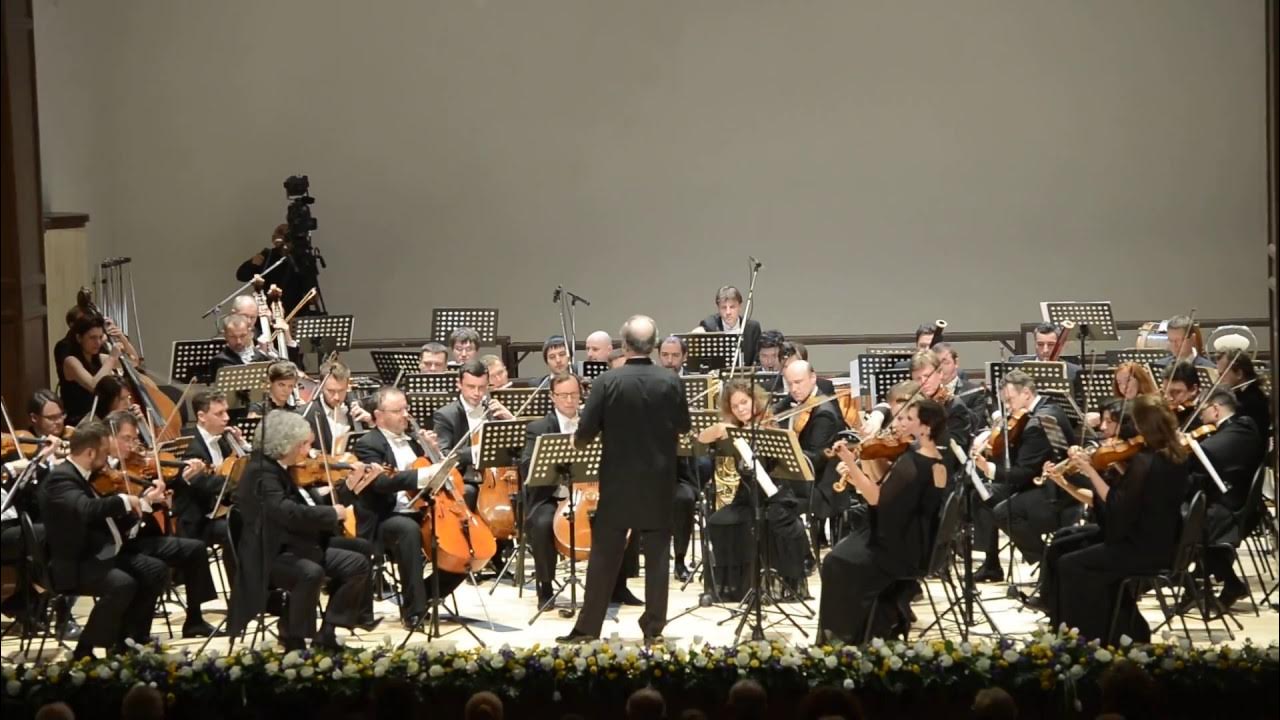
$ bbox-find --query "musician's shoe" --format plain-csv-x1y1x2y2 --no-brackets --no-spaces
674,560,693,583
642,634,666,646
181,620,224,639
536,582,554,606
313,627,344,653
1218,581,1249,610
555,632,595,644
55,616,81,641
355,615,384,632
973,564,1004,583
612,589,645,607
401,614,422,632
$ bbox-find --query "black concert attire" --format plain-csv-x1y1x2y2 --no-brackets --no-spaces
772,390,843,548
671,456,702,573
302,394,366,456
1189,415,1264,597
207,346,273,378
226,454,368,648
568,357,691,639
1233,382,1271,456
247,396,299,417
236,245,313,317
519,410,572,602
56,352,102,426
1154,352,1215,370
705,437,809,601
697,315,762,367
818,449,946,644
1050,449,1188,643
975,397,1081,574
432,397,486,512
180,427,243,581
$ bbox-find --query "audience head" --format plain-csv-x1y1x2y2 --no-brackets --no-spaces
463,690,504,720
971,686,1017,720
34,702,76,720
1099,660,1161,720
798,686,863,720
625,687,667,720
727,679,767,720
120,685,165,720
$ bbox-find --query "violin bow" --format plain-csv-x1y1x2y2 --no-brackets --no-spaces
1178,350,1241,434
0,398,29,464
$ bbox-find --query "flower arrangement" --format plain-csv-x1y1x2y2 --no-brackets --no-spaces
4,626,1277,715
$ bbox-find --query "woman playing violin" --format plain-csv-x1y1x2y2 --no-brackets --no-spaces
1040,394,1189,644
699,379,810,602
816,398,949,645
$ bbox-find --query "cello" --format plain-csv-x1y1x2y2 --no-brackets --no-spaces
407,416,498,574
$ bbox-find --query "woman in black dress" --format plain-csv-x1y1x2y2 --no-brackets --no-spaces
1046,393,1189,643
699,379,810,601
817,398,949,644
57,315,118,424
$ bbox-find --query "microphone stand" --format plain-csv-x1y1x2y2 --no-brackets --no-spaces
201,255,290,333
553,286,589,375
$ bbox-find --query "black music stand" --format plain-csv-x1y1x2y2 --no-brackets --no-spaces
294,314,355,366
1077,367,1118,415
1194,366,1220,392
871,368,911,404
1041,300,1117,366
399,372,457,394
678,411,723,458
720,424,814,641
215,362,271,409
1039,379,1084,430
170,339,227,385
525,433,602,624
865,345,917,356
1115,349,1171,384
856,353,914,403
491,387,553,418
371,351,420,384
231,416,262,443
676,410,726,598
678,332,739,374
680,375,719,411
581,361,609,380
405,392,454,430
476,418,535,594
431,308,499,344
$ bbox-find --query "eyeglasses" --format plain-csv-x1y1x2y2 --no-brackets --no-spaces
553,392,582,400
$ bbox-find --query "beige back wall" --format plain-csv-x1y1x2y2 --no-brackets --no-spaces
33,0,1270,376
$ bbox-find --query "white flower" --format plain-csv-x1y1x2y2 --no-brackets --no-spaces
332,670,343,680
428,665,445,678
1161,658,1177,672
1119,634,1133,648
512,667,526,681
1069,664,1085,679
5,681,21,697
871,637,885,649
1002,650,1020,663
976,658,991,673
859,661,875,674
939,655,954,668
283,651,302,667
888,657,903,671
229,667,242,681
214,658,228,670
918,646,934,661
405,661,419,675
46,667,61,681
317,657,333,671
344,665,359,678
540,656,555,670
283,669,297,680
374,665,387,678
466,661,479,674
265,662,279,674
842,678,855,690
178,667,194,679
95,666,114,680
735,652,750,667
300,666,315,679
1127,650,1150,665
490,657,505,670
692,655,707,668
959,642,973,657
1094,649,1113,663
1203,652,1218,664
70,671,86,687
878,646,892,658
692,635,703,646
574,658,587,671
823,655,838,669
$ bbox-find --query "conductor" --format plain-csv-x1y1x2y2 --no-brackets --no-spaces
557,315,691,644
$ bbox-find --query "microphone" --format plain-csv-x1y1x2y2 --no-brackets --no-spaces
749,256,763,270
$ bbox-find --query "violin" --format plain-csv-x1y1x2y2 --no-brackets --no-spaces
408,416,497,574
289,452,363,537
125,449,188,481
983,408,1030,459
89,466,171,533
1,430,70,459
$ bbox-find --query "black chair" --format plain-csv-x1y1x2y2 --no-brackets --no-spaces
1209,464,1269,617
865,490,963,643
18,512,73,659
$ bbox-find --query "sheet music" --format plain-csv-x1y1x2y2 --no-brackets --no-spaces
951,438,992,502
1186,437,1228,494
732,437,779,498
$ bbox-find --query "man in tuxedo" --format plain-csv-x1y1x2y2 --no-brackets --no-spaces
231,294,303,366
207,314,273,379
431,360,514,511
227,411,368,651
419,342,449,373
775,360,843,552
351,386,448,629
1155,315,1216,370
933,342,988,419
694,286,761,366
1186,390,1264,608
39,421,171,658
910,349,977,464
972,370,1081,582
179,390,247,581
448,327,481,366
658,335,689,375
1216,350,1271,455
301,360,372,455
541,336,572,382
559,316,691,643
657,335,702,580
1009,323,1082,385
757,330,785,373
585,331,613,363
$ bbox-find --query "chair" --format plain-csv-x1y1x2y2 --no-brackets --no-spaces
1209,464,1269,616
225,506,280,649
18,512,73,659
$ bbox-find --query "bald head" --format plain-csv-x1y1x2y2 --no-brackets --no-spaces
621,315,658,356
232,295,258,317
585,331,613,362
784,360,816,402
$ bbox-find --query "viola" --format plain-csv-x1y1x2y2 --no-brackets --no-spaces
1089,435,1146,470
289,452,367,537
983,408,1030,459
125,450,188,481
1,430,70,459
89,467,171,533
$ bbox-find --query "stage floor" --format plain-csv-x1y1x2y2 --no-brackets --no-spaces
4,536,1277,662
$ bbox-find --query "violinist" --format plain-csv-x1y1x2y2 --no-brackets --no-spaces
971,370,1079,583
38,421,167,658
932,343,987,420
91,375,142,421
1155,315,1215,369
247,361,302,418
774,360,843,552
231,294,303,365
449,327,482,366
227,412,369,651
419,342,450,373
779,344,837,396
1114,361,1158,399
351,386,453,630
1161,361,1203,430
432,360,515,512
1182,390,1264,610
658,335,691,376
480,354,513,390
57,315,129,425
540,336,572,381
700,379,810,601
179,391,248,570
1045,395,1189,643
1215,349,1271,454
693,286,761,366
817,398,949,644
207,314,273,380
909,350,976,462
301,360,372,456
100,410,222,638
2,390,69,504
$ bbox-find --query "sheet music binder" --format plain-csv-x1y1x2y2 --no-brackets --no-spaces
477,418,533,469
293,314,355,352
371,351,420,383
171,339,228,385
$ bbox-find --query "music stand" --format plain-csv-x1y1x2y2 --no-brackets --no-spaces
678,332,739,373
1042,301,1117,368
293,314,355,359
491,387,552,418
371,351,420,384
1038,379,1084,430
679,410,723,456
170,339,227,385
1077,367,1118,415
215,362,271,400
406,392,454,430
431,308,499,344
581,361,609,380
525,433,602,624
477,419,535,594
231,416,262,442
856,353,914,401
864,346,916,356
1194,366,1220,392
681,375,719,410
1115,349,1171,383
399,372,457,394
871,368,912,404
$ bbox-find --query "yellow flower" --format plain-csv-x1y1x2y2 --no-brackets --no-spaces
589,667,598,675
654,669,663,677
554,659,565,671
749,660,760,668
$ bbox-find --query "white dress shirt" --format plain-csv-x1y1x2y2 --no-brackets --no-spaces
71,458,129,553
198,425,226,467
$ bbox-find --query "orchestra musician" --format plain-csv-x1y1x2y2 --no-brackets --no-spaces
479,354,513,390
38,421,170,658
432,360,515,512
247,361,301,418
1155,315,1215,369
227,411,369,651
657,335,703,581
914,323,937,351
90,376,144,422
774,360,843,553
351,386,450,629
207,314,273,379
1215,349,1271,454
418,342,449,373
658,335,691,376
817,398,949,644
541,336,573,380
756,330,785,373
449,327,481,366
179,390,249,577
1011,323,1082,383
230,293,303,366
927,343,987,429
971,370,1080,583
301,360,372,455
559,316,691,644
693,286,761,366
585,331,614,363
1042,395,1189,643
99,410,222,638
1162,361,1203,430
607,348,627,369
57,315,137,425
700,379,810,601
908,350,976,467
